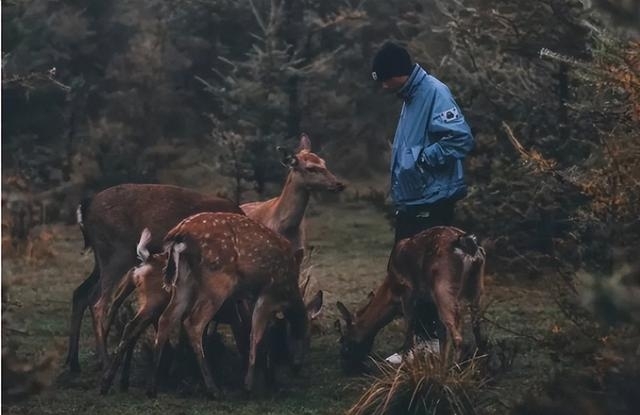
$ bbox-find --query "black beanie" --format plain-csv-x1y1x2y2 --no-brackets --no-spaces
371,42,413,82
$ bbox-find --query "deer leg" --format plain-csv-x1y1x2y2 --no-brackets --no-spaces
104,269,136,342
245,294,276,392
119,301,166,392
119,340,135,392
469,259,486,354
183,271,237,398
66,265,99,372
400,295,417,353
469,294,485,354
91,297,110,368
433,283,462,368
229,300,251,366
100,308,155,394
183,298,226,399
263,329,278,391
93,254,135,368
147,290,191,398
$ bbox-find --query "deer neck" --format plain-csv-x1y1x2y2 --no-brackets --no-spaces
271,171,309,231
353,278,400,346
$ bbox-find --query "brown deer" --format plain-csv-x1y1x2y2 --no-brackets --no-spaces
335,226,486,372
100,228,323,394
240,133,345,257
68,134,340,373
146,212,311,398
66,184,243,372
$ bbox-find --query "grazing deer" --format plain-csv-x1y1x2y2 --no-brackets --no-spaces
146,212,311,398
66,184,243,372
100,228,322,394
335,226,486,372
240,133,345,257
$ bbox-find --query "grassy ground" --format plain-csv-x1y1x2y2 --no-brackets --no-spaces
2,199,580,414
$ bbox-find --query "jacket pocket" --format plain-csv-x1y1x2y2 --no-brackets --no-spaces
397,150,429,200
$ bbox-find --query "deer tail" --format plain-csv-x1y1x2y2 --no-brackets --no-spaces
162,238,188,291
455,234,486,301
455,233,479,256
76,197,92,251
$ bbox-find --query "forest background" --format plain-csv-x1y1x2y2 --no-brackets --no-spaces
2,0,639,412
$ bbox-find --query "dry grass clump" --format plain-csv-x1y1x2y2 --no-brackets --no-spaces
347,351,489,415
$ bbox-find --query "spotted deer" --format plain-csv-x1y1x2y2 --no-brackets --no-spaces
335,227,486,372
100,228,322,394
69,134,340,373
240,133,345,258
146,212,310,398
66,184,243,372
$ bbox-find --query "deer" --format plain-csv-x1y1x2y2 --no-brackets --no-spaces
68,133,341,373
335,226,486,373
240,133,345,260
100,228,323,394
144,212,311,398
66,183,243,372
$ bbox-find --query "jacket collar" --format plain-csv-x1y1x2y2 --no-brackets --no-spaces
397,64,427,101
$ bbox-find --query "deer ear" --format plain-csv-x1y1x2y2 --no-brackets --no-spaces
306,290,323,320
336,301,352,325
334,319,343,336
136,228,152,262
297,133,311,152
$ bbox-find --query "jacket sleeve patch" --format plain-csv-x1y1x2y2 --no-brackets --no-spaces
437,107,460,123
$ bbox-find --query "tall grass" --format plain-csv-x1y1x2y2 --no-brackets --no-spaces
347,351,489,415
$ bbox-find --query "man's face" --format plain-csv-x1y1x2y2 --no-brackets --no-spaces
381,75,408,93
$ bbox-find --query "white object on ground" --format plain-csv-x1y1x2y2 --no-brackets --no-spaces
384,352,403,364
384,339,440,364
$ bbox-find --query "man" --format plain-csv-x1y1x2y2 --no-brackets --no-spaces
372,42,475,356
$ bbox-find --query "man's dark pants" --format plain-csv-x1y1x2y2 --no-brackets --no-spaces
393,198,455,342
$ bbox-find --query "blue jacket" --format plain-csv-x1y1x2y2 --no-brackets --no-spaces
390,64,474,207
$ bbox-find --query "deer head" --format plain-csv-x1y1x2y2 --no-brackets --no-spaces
278,133,346,193
335,301,375,373
335,278,400,373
